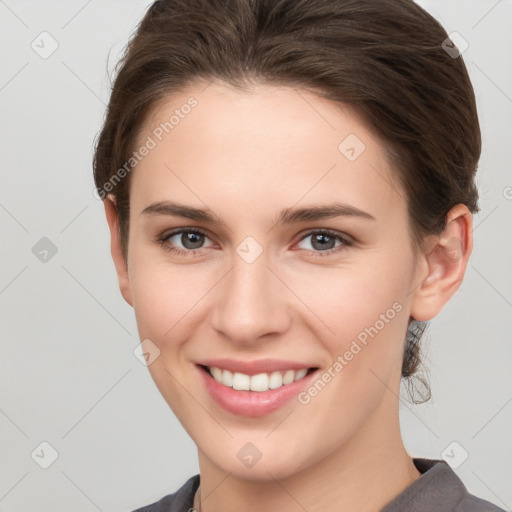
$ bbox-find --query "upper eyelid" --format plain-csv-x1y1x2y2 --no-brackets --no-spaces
162,226,212,241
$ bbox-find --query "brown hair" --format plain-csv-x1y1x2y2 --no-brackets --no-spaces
93,0,481,403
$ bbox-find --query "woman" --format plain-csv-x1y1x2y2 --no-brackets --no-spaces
93,0,506,510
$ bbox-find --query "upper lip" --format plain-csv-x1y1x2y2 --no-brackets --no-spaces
196,358,318,376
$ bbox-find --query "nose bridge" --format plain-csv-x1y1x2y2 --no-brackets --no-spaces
232,242,271,300
212,239,289,343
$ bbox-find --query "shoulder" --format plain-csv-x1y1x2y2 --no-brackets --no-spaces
131,474,200,512
382,458,507,512
418,459,506,512
131,493,175,512
455,493,507,512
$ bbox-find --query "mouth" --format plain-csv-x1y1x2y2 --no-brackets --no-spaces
196,363,321,417
198,364,318,392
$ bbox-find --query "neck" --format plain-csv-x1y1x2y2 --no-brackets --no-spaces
194,395,421,512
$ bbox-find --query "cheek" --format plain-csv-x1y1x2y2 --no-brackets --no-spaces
284,251,411,391
292,265,409,442
129,255,215,345
128,260,208,414
287,251,410,342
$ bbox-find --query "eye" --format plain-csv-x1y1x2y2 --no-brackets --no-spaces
155,227,354,258
157,227,213,257
295,229,354,257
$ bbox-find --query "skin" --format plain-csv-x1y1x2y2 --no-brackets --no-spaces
104,80,473,512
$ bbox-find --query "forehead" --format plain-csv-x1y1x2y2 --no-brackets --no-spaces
131,81,405,223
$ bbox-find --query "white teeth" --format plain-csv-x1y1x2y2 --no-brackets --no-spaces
211,367,223,381
207,366,311,392
268,371,283,389
249,373,268,392
232,372,250,390
294,368,308,381
283,369,295,385
222,369,233,387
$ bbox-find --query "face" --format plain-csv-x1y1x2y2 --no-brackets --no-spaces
105,80,467,482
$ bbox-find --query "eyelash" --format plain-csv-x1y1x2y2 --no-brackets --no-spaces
155,227,354,259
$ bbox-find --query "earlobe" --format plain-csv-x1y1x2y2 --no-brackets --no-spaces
103,196,134,307
410,204,473,322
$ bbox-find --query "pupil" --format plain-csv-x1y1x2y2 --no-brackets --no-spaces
183,232,203,249
313,234,334,250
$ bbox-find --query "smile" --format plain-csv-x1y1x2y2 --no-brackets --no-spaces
203,365,316,392
196,363,320,417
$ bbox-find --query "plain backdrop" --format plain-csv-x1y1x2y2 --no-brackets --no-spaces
0,1,511,511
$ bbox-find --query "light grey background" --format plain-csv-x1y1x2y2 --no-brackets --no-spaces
0,1,511,511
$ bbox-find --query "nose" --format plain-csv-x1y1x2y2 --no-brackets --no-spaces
210,250,291,346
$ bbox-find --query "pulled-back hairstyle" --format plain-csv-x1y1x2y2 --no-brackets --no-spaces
93,0,481,403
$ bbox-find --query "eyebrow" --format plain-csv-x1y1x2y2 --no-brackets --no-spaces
140,201,376,225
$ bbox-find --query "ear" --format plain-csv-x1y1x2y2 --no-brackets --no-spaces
103,196,133,307
410,204,473,322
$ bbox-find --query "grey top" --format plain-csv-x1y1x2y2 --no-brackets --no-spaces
132,458,506,512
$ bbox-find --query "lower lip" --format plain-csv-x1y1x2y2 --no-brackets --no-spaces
196,364,319,417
